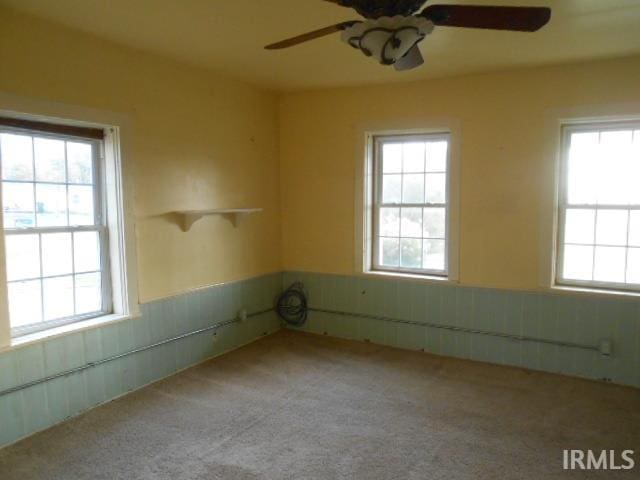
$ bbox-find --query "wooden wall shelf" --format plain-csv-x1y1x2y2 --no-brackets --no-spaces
173,208,263,231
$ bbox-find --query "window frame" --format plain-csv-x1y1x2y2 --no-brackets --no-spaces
0,97,140,349
370,132,451,278
0,126,114,336
556,120,640,293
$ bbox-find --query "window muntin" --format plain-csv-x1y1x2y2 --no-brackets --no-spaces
0,128,111,335
372,134,450,276
557,123,640,291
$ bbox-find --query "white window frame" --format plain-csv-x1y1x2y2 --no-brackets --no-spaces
556,120,640,293
0,127,113,336
0,94,139,348
368,132,452,278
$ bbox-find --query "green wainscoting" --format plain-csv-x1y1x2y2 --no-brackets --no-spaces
0,273,283,448
2,270,638,450
284,271,640,389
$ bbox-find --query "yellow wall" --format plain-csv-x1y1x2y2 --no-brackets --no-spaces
3,6,640,299
0,8,281,302
279,56,640,290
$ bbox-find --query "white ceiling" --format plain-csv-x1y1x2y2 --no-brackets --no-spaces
2,0,640,91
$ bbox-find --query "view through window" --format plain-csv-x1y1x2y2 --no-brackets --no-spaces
371,134,450,276
558,123,640,290
0,128,111,334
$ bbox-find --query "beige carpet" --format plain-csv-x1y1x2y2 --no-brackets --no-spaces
1,330,639,479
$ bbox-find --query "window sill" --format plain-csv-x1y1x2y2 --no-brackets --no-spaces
4,310,141,352
363,269,457,285
551,284,640,300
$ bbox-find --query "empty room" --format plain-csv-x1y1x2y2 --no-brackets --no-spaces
0,1,639,478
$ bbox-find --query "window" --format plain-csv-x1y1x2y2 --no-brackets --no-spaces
0,123,111,335
557,122,640,291
371,133,450,277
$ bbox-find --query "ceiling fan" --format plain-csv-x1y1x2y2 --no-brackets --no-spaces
265,1,551,71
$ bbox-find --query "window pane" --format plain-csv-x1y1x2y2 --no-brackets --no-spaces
0,133,33,181
74,231,101,273
34,137,66,183
595,163,628,205
425,173,446,204
379,208,400,237
629,211,640,247
595,131,633,205
75,272,102,315
36,183,67,227
43,276,74,320
423,239,445,271
567,132,598,205
632,132,640,204
380,238,399,267
400,208,422,238
8,280,42,327
423,208,445,239
601,130,633,147
425,141,447,172
67,142,93,184
571,132,599,148
2,182,35,228
5,234,40,281
382,174,401,203
630,153,640,205
383,144,402,173
595,210,627,246
627,248,640,284
593,246,625,283
402,174,424,204
403,142,424,172
564,209,595,244
600,130,633,172
400,238,421,268
563,245,593,281
41,232,72,277
68,185,95,225
602,131,636,203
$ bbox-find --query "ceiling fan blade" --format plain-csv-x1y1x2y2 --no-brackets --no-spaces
265,21,359,50
420,5,551,32
394,45,424,71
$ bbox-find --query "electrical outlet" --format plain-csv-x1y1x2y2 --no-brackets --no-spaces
238,308,248,323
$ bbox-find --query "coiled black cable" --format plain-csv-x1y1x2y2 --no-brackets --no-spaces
276,282,308,326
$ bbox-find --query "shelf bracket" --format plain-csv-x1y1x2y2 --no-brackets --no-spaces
221,212,251,228
181,213,204,232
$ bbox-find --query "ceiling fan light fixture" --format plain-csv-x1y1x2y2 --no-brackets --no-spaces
341,15,433,67
394,45,424,71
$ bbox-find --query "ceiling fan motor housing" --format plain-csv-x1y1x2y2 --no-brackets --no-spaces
341,16,434,66
336,0,429,18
